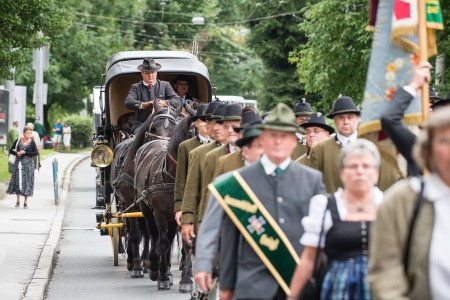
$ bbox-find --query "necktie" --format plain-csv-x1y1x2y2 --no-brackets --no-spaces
274,167,283,176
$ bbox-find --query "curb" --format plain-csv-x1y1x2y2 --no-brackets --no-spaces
23,154,90,300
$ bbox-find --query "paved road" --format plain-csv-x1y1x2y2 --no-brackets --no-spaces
46,158,191,300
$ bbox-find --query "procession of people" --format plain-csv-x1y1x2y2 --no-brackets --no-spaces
162,59,450,300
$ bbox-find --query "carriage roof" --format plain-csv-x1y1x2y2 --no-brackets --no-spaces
105,51,210,83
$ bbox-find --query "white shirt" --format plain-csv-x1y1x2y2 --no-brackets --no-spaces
410,175,450,299
198,134,209,144
300,187,384,248
259,154,291,176
336,131,358,146
228,144,237,154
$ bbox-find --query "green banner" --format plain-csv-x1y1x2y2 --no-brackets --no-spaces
209,171,299,295
426,0,444,28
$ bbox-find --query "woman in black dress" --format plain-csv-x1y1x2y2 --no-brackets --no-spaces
7,125,39,208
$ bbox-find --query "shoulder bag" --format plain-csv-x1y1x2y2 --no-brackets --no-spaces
8,140,19,173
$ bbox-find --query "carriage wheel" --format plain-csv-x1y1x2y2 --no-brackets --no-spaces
110,195,120,266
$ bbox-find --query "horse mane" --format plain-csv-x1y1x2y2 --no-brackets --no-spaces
168,115,193,159
126,109,168,158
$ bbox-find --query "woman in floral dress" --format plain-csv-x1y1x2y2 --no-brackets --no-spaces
7,125,39,208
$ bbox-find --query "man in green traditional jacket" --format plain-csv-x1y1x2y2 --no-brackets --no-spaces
217,103,326,300
309,96,402,194
296,112,334,167
197,103,242,225
174,103,210,225
181,103,227,244
291,99,313,160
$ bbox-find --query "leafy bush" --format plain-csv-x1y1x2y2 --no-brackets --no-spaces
62,115,92,149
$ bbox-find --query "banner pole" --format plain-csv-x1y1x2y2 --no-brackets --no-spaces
418,0,429,120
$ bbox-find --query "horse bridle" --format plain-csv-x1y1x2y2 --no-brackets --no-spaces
145,107,178,141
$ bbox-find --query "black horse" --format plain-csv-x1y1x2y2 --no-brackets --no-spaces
110,100,181,277
134,105,196,290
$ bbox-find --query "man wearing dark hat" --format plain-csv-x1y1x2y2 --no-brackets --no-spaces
291,99,313,160
197,103,242,225
194,118,264,298
296,112,334,166
175,102,220,223
310,96,402,193
181,103,228,244
309,96,361,193
174,103,210,225
124,58,181,133
211,103,325,300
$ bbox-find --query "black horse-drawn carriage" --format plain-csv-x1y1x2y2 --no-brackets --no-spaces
91,50,211,207
90,51,211,286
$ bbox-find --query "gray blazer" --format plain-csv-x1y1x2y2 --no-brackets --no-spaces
220,161,325,299
124,80,180,128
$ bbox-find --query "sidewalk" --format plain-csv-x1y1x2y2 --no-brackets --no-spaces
0,152,90,300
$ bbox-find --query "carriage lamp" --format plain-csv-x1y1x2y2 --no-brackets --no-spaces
91,144,113,168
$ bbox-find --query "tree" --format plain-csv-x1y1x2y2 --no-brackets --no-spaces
289,0,371,113
15,0,140,129
240,0,309,110
0,0,70,80
290,0,450,113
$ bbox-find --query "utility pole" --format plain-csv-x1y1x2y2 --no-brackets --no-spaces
33,45,49,122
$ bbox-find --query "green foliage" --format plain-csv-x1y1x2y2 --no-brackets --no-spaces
291,0,450,113
0,0,70,79
289,0,371,113
434,0,450,98
61,114,92,148
240,0,309,111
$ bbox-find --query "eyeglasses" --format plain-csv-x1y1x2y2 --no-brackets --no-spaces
305,129,327,136
343,163,378,171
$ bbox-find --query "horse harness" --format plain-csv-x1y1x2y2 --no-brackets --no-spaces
135,140,176,208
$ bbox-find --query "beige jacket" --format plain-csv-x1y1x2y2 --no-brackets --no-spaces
369,179,434,300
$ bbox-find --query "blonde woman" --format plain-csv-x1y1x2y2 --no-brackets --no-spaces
7,125,39,208
369,106,450,300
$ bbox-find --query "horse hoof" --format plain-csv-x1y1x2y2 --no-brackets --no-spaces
127,263,133,272
179,282,193,293
158,280,171,290
143,265,149,273
149,270,158,281
169,274,174,286
131,270,144,278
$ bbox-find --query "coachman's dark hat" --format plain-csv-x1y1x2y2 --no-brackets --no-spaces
203,101,221,120
137,58,162,72
219,103,242,123
300,112,335,134
293,99,313,116
259,103,300,133
327,96,360,118
192,103,208,122
210,103,227,120
236,125,262,148
233,108,262,133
